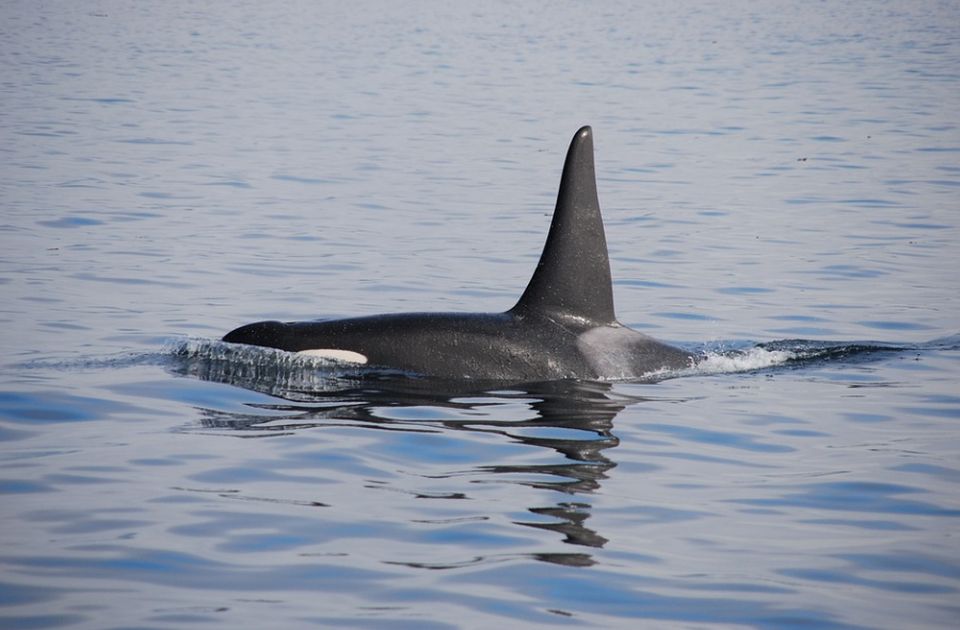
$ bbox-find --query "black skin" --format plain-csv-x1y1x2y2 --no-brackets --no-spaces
222,310,692,382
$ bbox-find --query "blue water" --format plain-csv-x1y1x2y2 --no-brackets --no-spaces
2,1,960,628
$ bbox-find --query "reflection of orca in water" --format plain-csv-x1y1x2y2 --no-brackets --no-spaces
180,367,630,558
223,126,693,381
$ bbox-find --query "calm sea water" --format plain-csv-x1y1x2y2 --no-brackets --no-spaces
2,1,959,628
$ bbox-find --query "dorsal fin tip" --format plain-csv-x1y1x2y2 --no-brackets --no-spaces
511,126,617,325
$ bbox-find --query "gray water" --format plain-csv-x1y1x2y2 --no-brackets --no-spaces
2,1,960,628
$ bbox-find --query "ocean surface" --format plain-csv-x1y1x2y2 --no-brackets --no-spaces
2,1,959,628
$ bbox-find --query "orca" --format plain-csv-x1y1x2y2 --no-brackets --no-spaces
223,126,694,381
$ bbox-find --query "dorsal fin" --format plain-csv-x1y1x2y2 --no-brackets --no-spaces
510,126,616,325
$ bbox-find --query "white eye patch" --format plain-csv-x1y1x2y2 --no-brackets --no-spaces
296,349,368,365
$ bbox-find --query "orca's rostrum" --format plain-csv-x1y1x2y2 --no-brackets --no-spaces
224,127,693,381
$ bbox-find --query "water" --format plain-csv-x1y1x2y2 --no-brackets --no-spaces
2,1,959,627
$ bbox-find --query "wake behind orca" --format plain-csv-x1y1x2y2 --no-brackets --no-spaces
223,126,694,381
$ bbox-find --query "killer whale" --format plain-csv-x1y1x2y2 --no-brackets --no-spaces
223,126,693,381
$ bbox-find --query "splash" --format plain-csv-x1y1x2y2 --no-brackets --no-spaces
663,339,920,380
168,337,380,367
165,337,388,399
688,346,797,376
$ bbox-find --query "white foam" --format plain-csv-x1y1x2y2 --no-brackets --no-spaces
688,347,796,376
